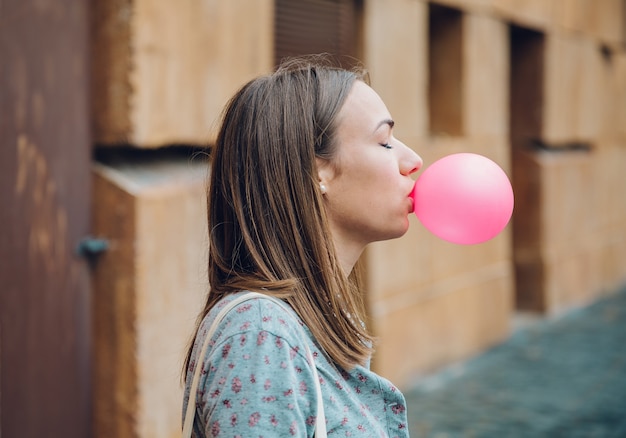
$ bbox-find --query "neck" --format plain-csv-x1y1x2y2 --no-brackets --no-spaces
332,237,366,276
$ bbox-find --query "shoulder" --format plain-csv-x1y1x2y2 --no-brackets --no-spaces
197,292,308,356
185,293,322,437
210,292,298,331
187,292,317,393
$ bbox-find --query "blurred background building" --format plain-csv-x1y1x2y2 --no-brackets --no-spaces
1,0,625,437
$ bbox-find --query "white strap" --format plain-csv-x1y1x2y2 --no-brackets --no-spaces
182,292,326,438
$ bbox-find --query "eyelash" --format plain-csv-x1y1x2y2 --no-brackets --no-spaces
381,143,393,149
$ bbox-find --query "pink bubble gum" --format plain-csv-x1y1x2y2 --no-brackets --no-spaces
412,153,514,245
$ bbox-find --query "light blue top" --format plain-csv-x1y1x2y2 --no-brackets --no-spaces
183,292,409,437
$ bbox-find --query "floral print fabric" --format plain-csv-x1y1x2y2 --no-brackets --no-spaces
183,292,409,437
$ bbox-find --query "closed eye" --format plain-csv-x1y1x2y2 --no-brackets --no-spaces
381,143,393,149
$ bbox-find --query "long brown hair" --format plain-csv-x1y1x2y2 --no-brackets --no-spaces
184,56,373,377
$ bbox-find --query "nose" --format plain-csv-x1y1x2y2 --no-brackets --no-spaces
399,141,423,176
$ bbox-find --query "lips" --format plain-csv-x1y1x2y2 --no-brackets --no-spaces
407,183,417,213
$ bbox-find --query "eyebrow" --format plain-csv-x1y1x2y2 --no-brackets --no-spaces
374,119,395,133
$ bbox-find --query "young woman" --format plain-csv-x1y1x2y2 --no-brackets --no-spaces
183,56,422,437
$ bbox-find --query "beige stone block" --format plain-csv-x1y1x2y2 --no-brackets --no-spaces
575,38,608,141
510,145,626,313
553,0,590,34
594,146,626,292
614,146,626,223
423,133,471,161
365,216,434,301
517,151,590,243
464,14,509,140
598,229,626,293
587,229,624,296
436,229,511,278
538,150,594,249
515,248,597,314
595,49,621,142
92,0,273,147
364,0,428,140
542,32,613,144
590,146,624,231
424,136,509,175
371,272,513,387
543,33,576,143
554,0,624,44
92,156,209,438
466,136,512,171
589,0,624,45
616,53,626,141
491,0,554,30
542,247,602,313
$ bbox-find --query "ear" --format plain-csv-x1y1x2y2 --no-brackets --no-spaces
315,157,335,190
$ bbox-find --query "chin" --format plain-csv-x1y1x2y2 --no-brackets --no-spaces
396,224,410,238
383,220,411,241
367,215,411,243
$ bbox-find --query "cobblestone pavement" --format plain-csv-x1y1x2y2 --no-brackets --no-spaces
404,286,626,438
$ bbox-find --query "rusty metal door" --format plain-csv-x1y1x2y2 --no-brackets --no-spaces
0,0,92,436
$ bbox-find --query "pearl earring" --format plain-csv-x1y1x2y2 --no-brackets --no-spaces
320,183,327,194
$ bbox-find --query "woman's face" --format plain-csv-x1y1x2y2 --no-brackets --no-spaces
318,81,423,255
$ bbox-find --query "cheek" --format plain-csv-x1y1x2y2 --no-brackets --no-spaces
363,164,399,196
351,171,404,220
332,152,400,206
